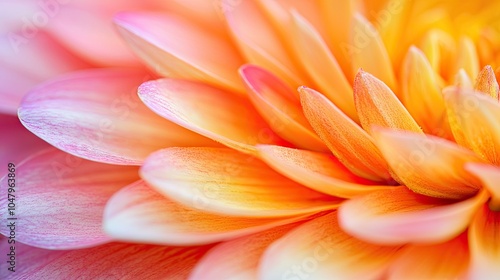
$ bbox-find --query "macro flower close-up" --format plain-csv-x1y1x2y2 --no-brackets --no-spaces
1,0,500,279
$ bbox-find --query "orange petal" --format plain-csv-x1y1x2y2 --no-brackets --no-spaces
189,223,299,280
349,14,396,90
103,180,312,246
257,145,393,198
468,204,500,279
114,12,245,93
444,86,500,165
140,147,339,217
454,68,474,89
289,11,357,121
223,0,305,88
466,164,500,210
138,79,287,155
474,65,499,99
259,212,401,280
239,65,328,152
18,69,218,165
300,86,391,182
338,187,488,244
387,234,469,280
373,129,484,199
401,46,452,138
453,37,480,80
354,70,423,134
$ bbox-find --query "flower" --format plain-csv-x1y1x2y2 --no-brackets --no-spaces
2,0,500,279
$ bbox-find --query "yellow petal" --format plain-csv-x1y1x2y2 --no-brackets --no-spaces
339,187,488,244
474,65,500,99
259,212,401,280
468,204,500,279
444,86,500,165
454,68,474,89
354,70,423,134
453,37,480,80
257,145,393,198
140,147,339,217
239,64,328,152
373,129,484,199
401,46,452,138
300,86,391,182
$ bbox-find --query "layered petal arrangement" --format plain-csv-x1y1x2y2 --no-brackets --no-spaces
2,0,500,279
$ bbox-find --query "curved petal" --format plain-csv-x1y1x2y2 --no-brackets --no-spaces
259,212,401,280
189,223,299,280
0,241,211,279
453,37,479,81
239,64,328,152
18,69,217,165
114,12,245,92
468,204,500,279
300,86,391,182
140,147,338,217
0,148,138,249
338,187,487,245
138,78,287,155
444,86,500,165
474,65,499,99
387,234,469,280
373,128,483,199
466,164,500,210
257,145,393,198
354,70,423,134
103,180,312,246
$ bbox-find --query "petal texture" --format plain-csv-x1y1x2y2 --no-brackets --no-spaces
0,148,138,249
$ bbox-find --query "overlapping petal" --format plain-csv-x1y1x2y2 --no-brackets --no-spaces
140,147,338,217
104,180,311,246
338,187,487,244
0,148,138,249
18,69,216,165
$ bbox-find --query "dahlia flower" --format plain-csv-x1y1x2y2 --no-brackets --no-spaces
2,0,500,279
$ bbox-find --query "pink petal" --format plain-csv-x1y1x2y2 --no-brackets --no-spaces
0,148,138,249
338,187,488,245
0,241,211,279
104,180,312,246
239,64,328,151
138,78,288,155
259,212,401,280
140,147,339,217
189,223,300,280
19,69,218,165
257,145,393,198
114,11,245,92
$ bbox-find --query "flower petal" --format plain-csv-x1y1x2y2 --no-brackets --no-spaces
114,12,245,92
354,70,423,134
401,46,452,138
189,223,299,280
0,242,210,279
0,148,138,249
289,11,357,121
138,78,287,154
104,180,311,246
373,129,483,199
349,14,396,90
466,164,500,209
300,86,391,182
223,0,306,88
453,37,480,80
468,204,500,279
141,147,338,217
387,234,469,280
18,69,217,165
259,212,401,280
474,65,499,99
239,64,328,152
338,187,487,245
444,86,500,165
257,145,393,198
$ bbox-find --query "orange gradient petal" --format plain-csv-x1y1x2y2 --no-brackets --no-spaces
300,86,391,182
373,129,483,199
466,164,500,210
474,65,500,99
338,187,487,244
